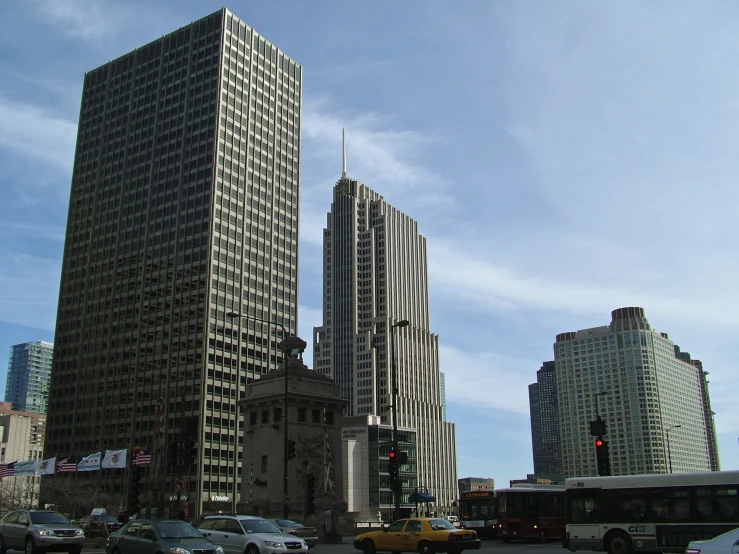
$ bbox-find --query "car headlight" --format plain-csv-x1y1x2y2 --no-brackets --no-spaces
264,540,285,547
75,529,84,536
169,548,192,554
38,529,55,536
215,547,224,554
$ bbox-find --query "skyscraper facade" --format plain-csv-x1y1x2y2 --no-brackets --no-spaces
554,307,719,478
528,361,562,476
313,173,457,515
43,8,301,518
6,341,52,414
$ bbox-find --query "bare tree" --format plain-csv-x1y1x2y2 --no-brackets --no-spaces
39,477,113,518
0,478,29,512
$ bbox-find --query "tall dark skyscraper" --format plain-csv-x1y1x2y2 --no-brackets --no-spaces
528,361,562,476
44,8,301,518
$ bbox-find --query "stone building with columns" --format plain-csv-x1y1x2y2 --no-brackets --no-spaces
237,338,348,520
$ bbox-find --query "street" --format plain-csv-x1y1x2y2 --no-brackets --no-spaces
74,537,567,554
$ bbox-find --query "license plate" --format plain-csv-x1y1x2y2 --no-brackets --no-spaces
62,538,72,543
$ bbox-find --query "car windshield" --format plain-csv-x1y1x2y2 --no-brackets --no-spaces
275,519,302,528
241,519,281,534
97,515,118,523
156,521,204,539
30,512,71,524
429,519,455,530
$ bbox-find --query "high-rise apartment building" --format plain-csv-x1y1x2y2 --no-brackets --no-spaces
43,8,301,518
528,361,562,476
6,341,52,414
313,169,457,514
555,307,719,477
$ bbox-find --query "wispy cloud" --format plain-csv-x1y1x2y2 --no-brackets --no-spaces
0,252,60,331
0,222,65,242
0,96,77,171
30,0,120,40
441,345,536,416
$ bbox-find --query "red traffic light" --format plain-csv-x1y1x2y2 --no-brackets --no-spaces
389,451,396,459
595,439,604,447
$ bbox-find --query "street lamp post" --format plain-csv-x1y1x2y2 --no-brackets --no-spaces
227,311,290,518
593,390,607,421
666,424,682,474
390,319,410,522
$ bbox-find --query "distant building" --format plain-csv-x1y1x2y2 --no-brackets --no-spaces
342,415,418,521
0,402,46,507
555,307,720,477
528,361,562,476
6,341,52,414
458,477,494,495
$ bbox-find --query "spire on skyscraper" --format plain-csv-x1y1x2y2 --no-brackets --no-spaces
342,128,347,179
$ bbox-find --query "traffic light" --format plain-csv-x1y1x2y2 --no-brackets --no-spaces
388,452,398,480
130,468,142,514
595,437,611,476
396,452,408,465
287,439,296,460
183,439,197,466
167,441,179,467
306,474,316,515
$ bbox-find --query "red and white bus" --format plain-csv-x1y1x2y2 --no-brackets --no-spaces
459,485,566,542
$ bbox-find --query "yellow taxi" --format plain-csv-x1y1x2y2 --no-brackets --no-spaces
354,518,481,554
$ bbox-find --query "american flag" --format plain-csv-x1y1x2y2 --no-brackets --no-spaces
133,447,152,467
57,457,77,473
0,462,16,478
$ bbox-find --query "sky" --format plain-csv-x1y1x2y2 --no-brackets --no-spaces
1,0,738,488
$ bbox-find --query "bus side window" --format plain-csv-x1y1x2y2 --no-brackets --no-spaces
696,488,739,522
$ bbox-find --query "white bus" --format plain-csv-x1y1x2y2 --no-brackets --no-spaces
565,471,739,554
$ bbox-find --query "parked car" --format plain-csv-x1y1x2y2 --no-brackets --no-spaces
265,519,319,548
686,527,739,554
354,518,481,554
105,518,223,554
76,513,123,536
197,514,309,554
0,509,85,554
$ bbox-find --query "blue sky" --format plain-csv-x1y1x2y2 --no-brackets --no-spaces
1,1,738,488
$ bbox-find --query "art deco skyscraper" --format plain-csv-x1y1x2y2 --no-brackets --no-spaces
44,8,301,518
555,307,719,477
313,157,457,514
6,341,53,414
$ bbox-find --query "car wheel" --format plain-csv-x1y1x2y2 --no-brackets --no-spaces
605,531,632,554
539,530,548,543
68,548,82,554
25,537,38,554
246,545,260,554
0,534,6,554
418,540,434,554
112,548,121,554
361,538,376,554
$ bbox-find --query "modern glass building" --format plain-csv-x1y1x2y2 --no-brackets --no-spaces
43,8,301,519
528,361,563,476
314,171,457,515
6,341,52,414
554,307,720,477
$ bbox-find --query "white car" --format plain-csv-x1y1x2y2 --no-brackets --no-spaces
198,514,309,554
686,527,739,554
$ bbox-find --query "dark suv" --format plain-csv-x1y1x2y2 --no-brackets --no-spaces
0,509,85,553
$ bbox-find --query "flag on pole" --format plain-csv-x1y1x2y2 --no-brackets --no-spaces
57,457,77,473
37,457,56,475
0,462,17,478
77,452,102,472
14,461,37,476
102,449,127,469
133,447,152,467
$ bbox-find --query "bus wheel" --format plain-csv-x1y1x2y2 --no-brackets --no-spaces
605,531,632,554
